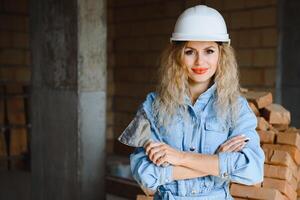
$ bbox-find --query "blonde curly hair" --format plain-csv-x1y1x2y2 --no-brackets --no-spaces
153,41,241,127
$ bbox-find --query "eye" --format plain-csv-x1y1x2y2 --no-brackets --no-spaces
206,49,215,54
184,49,196,56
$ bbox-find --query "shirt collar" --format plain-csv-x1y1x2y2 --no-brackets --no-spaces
184,82,217,107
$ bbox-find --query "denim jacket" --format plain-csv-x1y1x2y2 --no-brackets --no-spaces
121,84,265,200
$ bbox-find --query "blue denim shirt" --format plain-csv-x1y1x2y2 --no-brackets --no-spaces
127,84,265,200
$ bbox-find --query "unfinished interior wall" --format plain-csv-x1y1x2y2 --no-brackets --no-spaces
30,0,107,199
0,0,30,170
278,0,300,127
108,0,278,154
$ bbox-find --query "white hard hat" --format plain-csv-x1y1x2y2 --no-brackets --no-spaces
170,5,230,44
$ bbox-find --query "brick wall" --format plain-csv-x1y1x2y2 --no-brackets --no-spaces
108,0,278,154
0,0,30,170
0,0,30,83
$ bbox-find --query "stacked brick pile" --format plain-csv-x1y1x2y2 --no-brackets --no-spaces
231,90,300,200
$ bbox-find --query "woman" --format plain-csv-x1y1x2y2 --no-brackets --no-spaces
119,5,264,200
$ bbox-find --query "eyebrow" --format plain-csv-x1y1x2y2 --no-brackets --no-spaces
185,46,217,50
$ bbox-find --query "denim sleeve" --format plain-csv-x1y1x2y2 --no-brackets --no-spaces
217,97,265,185
130,147,174,191
129,92,174,191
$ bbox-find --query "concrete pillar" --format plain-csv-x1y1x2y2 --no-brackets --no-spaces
30,0,106,199
277,0,300,127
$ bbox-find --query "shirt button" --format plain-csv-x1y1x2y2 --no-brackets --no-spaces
222,172,228,178
190,147,195,151
191,189,197,194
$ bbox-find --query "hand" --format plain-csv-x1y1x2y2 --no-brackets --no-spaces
217,134,249,153
144,142,184,166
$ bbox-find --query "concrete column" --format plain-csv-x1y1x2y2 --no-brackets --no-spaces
30,0,106,199
277,0,300,127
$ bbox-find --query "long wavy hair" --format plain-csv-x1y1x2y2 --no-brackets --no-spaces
152,41,241,127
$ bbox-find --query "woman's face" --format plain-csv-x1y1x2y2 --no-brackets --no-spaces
183,41,219,85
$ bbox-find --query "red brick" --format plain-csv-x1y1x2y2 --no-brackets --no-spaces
114,97,142,113
0,132,7,156
240,68,264,87
8,112,26,124
277,131,300,150
0,132,8,170
230,183,286,200
15,67,31,82
264,164,293,181
262,28,278,47
236,49,253,67
245,0,276,8
238,29,261,48
290,175,297,191
7,98,25,112
264,68,276,87
263,144,300,166
204,0,224,11
262,104,291,125
0,15,29,32
253,49,276,67
115,82,156,98
243,91,272,109
12,32,29,48
297,167,300,183
252,7,277,27
0,31,12,47
263,178,297,200
3,0,28,14
257,130,275,144
224,0,245,10
263,149,298,178
9,128,28,156
248,102,259,116
273,124,289,131
0,49,27,65
257,117,271,131
230,11,251,29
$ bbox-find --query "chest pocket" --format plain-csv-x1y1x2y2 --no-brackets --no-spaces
204,117,229,154
159,119,183,150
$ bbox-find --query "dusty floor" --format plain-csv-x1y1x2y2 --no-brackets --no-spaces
0,171,129,200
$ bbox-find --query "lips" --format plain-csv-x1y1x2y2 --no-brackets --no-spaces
191,67,209,74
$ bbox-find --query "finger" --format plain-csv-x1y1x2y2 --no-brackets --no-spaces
232,142,246,152
145,142,163,155
148,144,168,160
156,154,167,166
148,145,164,160
152,150,166,163
227,142,246,152
222,134,246,147
220,138,245,152
223,137,248,150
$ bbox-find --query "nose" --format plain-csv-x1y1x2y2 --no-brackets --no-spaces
195,53,202,66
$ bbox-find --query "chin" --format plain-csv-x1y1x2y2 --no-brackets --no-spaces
189,76,212,84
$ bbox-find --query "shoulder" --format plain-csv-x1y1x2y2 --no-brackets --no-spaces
142,92,158,110
237,95,253,115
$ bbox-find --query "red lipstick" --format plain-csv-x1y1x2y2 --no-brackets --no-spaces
191,67,208,74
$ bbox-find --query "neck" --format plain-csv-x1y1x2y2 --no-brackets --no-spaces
189,79,212,104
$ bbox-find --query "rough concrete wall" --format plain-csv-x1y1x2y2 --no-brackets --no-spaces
278,0,300,126
108,0,278,153
30,0,106,199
